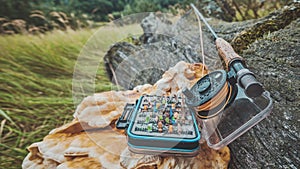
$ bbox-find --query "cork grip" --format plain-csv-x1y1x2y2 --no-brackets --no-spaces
216,38,243,70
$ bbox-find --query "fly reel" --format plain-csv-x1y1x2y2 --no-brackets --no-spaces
183,70,237,119
182,68,272,150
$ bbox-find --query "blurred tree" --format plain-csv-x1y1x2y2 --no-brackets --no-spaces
231,0,293,21
0,0,39,20
70,0,126,21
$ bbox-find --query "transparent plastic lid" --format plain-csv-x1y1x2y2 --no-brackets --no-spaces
197,85,273,149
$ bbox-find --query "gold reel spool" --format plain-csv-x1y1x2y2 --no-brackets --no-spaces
184,70,234,119
195,83,232,119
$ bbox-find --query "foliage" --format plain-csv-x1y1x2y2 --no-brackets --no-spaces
0,0,39,20
0,11,91,35
117,0,194,17
0,0,294,34
231,0,293,21
195,0,294,21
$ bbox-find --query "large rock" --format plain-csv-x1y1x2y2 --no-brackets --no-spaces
104,12,221,90
227,17,300,169
104,2,300,168
213,3,300,168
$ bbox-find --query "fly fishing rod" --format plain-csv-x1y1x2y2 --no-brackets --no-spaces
182,4,265,119
190,3,264,98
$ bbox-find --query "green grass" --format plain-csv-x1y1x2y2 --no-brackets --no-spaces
0,26,139,168
0,29,96,167
0,23,142,168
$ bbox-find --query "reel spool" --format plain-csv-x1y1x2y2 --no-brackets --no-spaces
183,70,237,119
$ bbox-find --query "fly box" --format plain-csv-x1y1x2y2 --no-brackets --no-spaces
116,95,201,157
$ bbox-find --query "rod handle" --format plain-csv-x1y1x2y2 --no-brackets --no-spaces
216,38,243,70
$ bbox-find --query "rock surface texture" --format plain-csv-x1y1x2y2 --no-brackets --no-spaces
22,62,231,168
104,2,300,169
218,3,300,169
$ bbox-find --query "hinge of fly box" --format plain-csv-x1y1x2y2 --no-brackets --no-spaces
116,103,135,129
